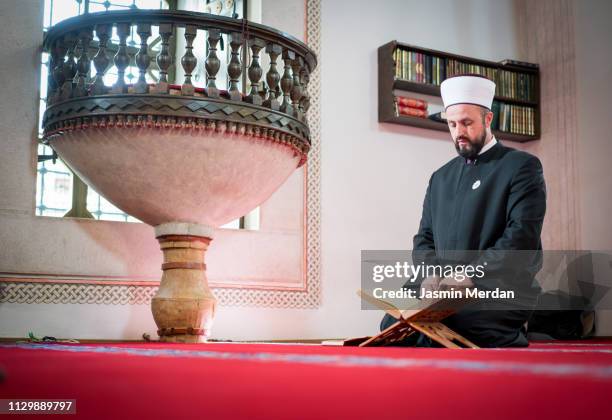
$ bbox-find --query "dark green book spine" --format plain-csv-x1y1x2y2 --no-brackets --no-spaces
441,57,447,81
491,100,500,130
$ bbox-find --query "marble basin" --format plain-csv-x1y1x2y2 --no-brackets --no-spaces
50,123,304,228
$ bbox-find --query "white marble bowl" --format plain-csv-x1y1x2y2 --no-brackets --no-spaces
50,126,303,228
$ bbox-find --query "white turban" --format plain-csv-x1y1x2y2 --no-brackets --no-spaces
440,75,496,110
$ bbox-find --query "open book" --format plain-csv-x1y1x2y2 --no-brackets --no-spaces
322,290,478,348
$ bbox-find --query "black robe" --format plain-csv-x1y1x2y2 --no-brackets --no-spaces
381,140,547,347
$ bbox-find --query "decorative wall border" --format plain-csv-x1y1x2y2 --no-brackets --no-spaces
0,281,157,305
0,0,322,309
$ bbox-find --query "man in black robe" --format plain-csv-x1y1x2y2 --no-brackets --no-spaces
380,75,546,347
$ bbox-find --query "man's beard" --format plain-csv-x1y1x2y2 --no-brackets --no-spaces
454,130,487,159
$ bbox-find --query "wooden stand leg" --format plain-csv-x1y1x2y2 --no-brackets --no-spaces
151,232,216,343
358,321,416,347
409,322,479,349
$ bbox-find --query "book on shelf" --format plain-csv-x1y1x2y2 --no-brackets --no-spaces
498,59,539,69
496,69,535,102
393,95,429,118
395,103,428,118
393,49,446,85
395,96,427,110
428,111,447,123
491,101,500,130
493,101,535,136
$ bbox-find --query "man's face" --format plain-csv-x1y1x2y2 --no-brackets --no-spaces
445,104,491,159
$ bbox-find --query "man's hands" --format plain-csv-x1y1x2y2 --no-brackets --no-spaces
420,273,474,294
420,275,442,293
438,274,474,290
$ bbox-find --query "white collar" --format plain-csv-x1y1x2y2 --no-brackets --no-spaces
478,136,497,155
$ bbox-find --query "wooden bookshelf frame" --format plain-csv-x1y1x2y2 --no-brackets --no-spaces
378,41,541,142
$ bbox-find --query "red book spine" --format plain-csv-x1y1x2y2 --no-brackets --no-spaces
397,105,428,118
395,96,428,110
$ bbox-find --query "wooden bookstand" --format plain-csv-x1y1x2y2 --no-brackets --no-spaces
348,290,479,349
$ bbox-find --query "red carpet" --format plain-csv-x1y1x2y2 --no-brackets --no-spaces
1,340,611,419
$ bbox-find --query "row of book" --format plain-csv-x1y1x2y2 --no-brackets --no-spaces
393,49,447,86
393,95,537,136
392,48,537,102
445,58,497,81
491,102,536,136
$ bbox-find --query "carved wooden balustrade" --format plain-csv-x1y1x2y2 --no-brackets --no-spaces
41,10,317,162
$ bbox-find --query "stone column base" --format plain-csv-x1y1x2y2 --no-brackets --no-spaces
151,223,216,343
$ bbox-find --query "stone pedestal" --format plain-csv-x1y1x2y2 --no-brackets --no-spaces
151,223,216,343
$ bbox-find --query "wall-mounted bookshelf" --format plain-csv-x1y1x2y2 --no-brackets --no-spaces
378,41,540,142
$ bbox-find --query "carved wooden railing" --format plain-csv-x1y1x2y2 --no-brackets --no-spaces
42,10,317,158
